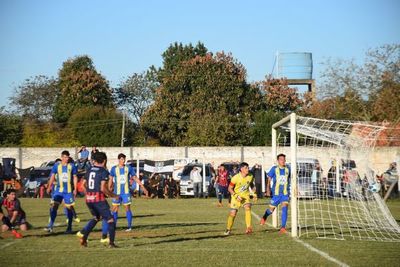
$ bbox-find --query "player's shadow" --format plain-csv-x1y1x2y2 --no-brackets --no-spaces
134,222,219,231
139,229,224,239
116,213,166,220
134,233,229,246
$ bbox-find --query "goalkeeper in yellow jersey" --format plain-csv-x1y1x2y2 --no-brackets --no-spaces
224,162,256,235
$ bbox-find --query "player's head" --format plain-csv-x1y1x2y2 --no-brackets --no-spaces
93,152,107,166
61,150,70,163
277,154,286,166
118,153,126,165
239,162,249,176
6,189,16,200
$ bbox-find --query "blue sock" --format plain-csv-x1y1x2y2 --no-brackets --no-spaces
101,219,108,238
263,209,272,220
126,210,133,228
108,221,116,244
63,207,68,218
282,206,288,228
66,208,73,230
49,206,58,228
113,211,118,226
83,219,98,240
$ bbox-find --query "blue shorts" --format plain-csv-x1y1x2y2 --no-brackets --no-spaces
270,195,289,207
52,192,75,206
86,201,112,221
112,194,131,206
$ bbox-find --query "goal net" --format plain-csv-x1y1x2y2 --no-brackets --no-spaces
272,113,400,241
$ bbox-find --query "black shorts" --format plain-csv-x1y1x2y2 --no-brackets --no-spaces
86,201,112,221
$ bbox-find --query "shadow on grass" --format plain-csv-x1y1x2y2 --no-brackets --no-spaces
134,233,229,246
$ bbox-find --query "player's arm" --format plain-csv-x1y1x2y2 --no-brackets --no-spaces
46,173,56,194
10,210,18,224
101,180,118,199
266,176,272,197
132,175,148,196
108,175,114,191
228,181,241,201
73,174,78,196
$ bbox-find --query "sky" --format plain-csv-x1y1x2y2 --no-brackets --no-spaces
0,0,399,107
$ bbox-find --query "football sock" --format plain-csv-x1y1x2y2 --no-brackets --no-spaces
282,206,288,228
49,206,58,228
101,219,108,239
263,209,273,220
112,211,118,226
83,219,98,240
245,208,252,228
66,208,73,230
126,210,133,229
108,221,116,244
227,214,236,230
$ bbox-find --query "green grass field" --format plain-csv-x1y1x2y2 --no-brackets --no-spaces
1,197,399,266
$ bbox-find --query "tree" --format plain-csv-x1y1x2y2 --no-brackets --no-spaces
53,55,113,123
113,70,158,123
259,77,303,113
250,110,285,146
67,106,123,146
0,107,23,146
10,75,58,120
371,79,400,122
141,49,262,146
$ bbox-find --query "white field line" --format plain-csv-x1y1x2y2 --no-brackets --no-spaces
0,240,17,249
251,211,349,267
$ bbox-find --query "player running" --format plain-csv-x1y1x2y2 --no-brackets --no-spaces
109,153,148,231
260,153,291,234
224,162,256,235
45,150,78,233
78,152,118,248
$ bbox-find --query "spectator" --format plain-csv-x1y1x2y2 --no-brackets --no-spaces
164,175,178,199
190,167,203,198
311,163,322,199
327,161,337,198
215,165,229,206
2,189,28,232
89,146,99,160
251,164,263,198
149,173,161,198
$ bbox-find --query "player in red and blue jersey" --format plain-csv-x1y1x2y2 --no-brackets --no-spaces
45,150,78,233
260,153,291,234
78,152,118,248
1,190,24,238
109,153,147,231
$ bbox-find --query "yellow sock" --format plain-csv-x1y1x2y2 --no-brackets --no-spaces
245,208,251,228
227,214,236,230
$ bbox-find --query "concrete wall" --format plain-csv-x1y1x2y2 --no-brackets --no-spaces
0,146,399,175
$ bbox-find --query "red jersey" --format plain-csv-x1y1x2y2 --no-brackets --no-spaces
217,170,229,187
2,198,25,217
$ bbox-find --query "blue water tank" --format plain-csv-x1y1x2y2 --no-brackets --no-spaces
276,52,313,79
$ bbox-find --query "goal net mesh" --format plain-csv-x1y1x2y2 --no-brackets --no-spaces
275,116,400,241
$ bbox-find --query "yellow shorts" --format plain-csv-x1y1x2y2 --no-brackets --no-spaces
230,196,251,210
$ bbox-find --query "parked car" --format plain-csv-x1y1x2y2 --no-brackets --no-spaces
293,158,320,199
178,163,214,197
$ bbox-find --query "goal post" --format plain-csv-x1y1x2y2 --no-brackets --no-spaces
270,113,400,241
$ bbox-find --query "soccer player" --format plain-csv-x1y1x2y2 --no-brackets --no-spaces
78,152,118,248
215,165,229,207
1,190,24,238
109,153,148,231
224,162,256,235
260,153,291,234
45,150,78,233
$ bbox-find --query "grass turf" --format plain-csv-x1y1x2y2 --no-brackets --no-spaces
0,197,399,266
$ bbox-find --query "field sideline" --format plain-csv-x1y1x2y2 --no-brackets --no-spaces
0,197,399,266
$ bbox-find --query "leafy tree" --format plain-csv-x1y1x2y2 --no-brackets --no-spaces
54,55,113,123
113,70,158,123
141,50,261,146
0,107,23,146
67,106,123,146
259,77,303,113
10,75,58,120
371,79,400,122
250,110,285,146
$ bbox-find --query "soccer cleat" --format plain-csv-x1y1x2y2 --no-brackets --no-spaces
108,243,118,248
65,229,73,234
11,230,23,239
44,227,53,233
223,229,231,236
74,217,81,223
260,218,266,225
125,228,132,232
279,227,287,234
100,237,110,244
80,238,88,247
76,231,84,238
245,227,253,234
217,202,223,207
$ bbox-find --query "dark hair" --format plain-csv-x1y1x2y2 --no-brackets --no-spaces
93,152,107,164
55,158,61,163
277,153,286,160
7,189,16,195
61,150,70,157
239,162,249,170
118,153,126,160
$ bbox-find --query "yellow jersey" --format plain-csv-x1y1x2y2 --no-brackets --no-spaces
230,173,254,199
